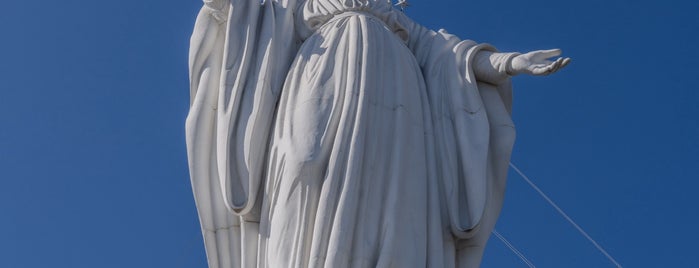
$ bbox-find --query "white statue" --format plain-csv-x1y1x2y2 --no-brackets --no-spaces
186,0,570,267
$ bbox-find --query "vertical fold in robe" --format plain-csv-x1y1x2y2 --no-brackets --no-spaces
392,11,516,263
187,0,301,267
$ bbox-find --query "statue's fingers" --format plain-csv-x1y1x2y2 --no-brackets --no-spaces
534,49,562,60
550,58,564,72
532,65,551,75
544,60,562,75
550,58,568,74
535,60,554,66
532,63,549,71
536,57,570,75
560,58,572,69
531,68,545,75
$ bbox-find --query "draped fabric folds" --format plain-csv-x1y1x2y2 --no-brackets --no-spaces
187,1,300,266
187,1,516,267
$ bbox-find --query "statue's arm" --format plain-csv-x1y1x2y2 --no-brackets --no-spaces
472,49,571,83
390,12,513,84
471,51,520,84
391,10,570,84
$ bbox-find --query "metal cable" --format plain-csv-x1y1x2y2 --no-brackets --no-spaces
509,162,623,268
492,229,536,268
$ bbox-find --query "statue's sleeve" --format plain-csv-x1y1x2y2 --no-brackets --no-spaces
388,10,517,245
187,1,301,267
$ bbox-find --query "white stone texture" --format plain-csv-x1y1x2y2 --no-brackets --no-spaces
187,1,569,267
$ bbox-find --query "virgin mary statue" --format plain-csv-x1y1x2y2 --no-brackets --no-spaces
186,0,569,267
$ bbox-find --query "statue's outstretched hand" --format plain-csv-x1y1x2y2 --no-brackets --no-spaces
509,49,571,76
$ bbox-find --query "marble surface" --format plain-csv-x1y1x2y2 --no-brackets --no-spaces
186,0,568,267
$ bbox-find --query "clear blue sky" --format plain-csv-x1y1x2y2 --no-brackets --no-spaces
1,0,697,267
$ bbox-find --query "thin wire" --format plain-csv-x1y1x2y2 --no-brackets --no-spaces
492,229,536,268
509,162,623,268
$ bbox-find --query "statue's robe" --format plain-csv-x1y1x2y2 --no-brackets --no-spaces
186,0,516,267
